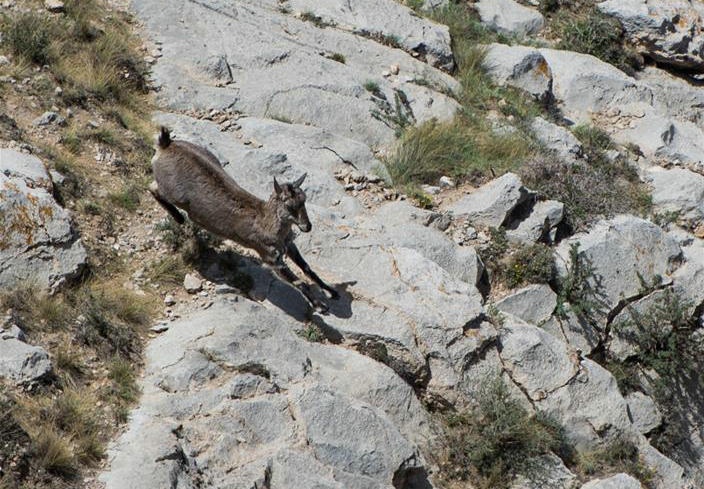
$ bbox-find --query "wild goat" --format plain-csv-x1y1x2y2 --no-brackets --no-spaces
149,127,339,312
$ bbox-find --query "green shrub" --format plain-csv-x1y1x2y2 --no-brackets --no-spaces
442,378,566,489
555,243,606,320
502,243,555,289
575,437,654,484
520,154,651,230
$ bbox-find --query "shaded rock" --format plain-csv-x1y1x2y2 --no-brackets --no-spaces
671,237,704,311
44,0,64,12
648,167,704,227
476,0,545,36
499,316,579,401
530,117,583,162
448,173,534,228
0,338,52,385
581,473,642,489
608,289,672,361
541,310,601,356
555,216,682,314
626,392,662,436
0,150,87,292
484,43,553,101
598,0,704,72
495,284,557,325
506,199,564,244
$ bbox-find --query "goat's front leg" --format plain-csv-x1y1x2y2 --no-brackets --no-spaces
266,252,329,313
286,242,339,300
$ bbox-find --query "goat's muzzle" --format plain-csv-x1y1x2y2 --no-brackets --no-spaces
297,221,312,233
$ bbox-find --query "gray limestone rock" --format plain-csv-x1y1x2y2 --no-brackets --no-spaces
598,0,704,72
0,338,52,385
555,216,682,314
536,359,632,449
541,311,601,356
538,48,652,124
0,150,87,292
530,117,583,162
99,302,434,489
511,453,578,489
499,316,579,401
648,167,704,227
483,43,553,101
476,0,545,36
289,0,454,71
495,284,557,325
448,173,535,228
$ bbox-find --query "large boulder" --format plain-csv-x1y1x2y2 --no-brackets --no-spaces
483,44,553,101
598,0,704,72
476,0,545,36
555,216,682,313
537,49,652,124
0,149,86,292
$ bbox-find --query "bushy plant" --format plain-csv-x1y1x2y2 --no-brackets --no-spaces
441,378,566,489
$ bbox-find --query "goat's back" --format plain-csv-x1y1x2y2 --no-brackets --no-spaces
152,139,264,240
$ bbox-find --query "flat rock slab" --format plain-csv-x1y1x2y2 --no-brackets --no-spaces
288,0,454,70
0,150,86,292
100,302,434,489
133,0,459,148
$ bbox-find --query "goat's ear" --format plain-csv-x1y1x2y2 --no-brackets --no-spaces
292,173,307,188
273,177,282,195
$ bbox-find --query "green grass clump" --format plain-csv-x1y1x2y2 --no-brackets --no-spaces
2,12,55,65
441,378,566,489
574,437,654,485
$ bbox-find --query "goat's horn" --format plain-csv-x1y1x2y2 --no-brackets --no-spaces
293,173,307,188
273,176,282,194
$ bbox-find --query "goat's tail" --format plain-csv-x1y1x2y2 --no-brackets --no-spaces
158,126,172,149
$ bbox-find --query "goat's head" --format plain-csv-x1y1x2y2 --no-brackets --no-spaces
273,173,311,232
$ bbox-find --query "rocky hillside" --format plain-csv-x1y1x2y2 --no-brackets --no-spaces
5,0,704,488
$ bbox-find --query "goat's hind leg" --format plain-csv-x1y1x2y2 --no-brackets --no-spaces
149,181,185,224
286,242,339,300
